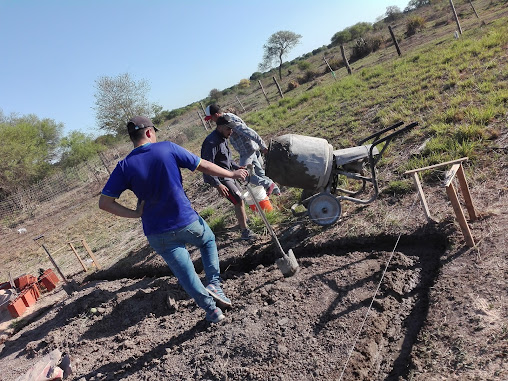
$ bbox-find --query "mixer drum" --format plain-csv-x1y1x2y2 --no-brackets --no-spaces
265,134,334,191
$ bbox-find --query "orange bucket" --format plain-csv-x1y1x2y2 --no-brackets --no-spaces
249,197,273,212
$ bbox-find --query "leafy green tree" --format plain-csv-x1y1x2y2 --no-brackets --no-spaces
259,30,302,80
385,5,402,21
58,131,105,168
405,0,431,12
209,88,222,102
348,22,373,40
249,71,263,81
331,30,352,46
93,73,152,135
0,112,63,197
331,22,372,46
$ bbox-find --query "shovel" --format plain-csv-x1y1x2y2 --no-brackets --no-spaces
244,166,299,277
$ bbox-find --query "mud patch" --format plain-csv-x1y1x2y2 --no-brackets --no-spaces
0,232,445,380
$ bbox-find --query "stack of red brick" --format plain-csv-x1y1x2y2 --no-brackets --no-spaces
1,269,59,318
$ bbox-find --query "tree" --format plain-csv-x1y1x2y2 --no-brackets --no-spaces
0,112,63,197
331,30,352,46
404,0,431,12
209,88,222,102
259,30,302,80
58,131,105,168
385,5,402,21
93,73,152,135
330,22,373,46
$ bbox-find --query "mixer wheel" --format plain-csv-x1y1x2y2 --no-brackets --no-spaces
307,193,342,226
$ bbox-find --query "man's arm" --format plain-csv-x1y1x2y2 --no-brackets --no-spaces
197,159,247,181
229,115,268,152
99,195,144,218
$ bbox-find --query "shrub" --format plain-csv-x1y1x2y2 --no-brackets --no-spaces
208,216,226,233
382,180,414,196
297,70,319,84
286,80,299,91
297,61,311,71
238,79,251,88
369,35,384,52
249,71,263,81
351,38,371,60
312,46,326,55
406,16,426,37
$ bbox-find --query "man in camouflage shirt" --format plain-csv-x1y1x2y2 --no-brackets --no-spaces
204,104,280,196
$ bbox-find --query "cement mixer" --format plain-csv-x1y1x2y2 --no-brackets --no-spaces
265,121,418,226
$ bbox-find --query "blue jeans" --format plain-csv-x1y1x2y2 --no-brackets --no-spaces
147,216,219,314
240,151,273,189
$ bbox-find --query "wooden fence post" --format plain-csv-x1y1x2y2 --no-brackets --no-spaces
272,76,284,98
197,111,208,131
200,102,213,130
258,80,270,105
68,242,88,272
323,56,337,80
82,239,101,270
388,25,402,56
340,45,352,75
449,0,463,35
98,152,111,175
235,96,246,112
468,0,479,18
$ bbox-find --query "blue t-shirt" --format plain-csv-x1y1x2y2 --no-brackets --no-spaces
101,141,201,236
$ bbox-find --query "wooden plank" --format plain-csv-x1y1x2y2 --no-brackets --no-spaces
443,163,460,187
68,242,87,272
404,157,468,174
446,183,475,247
412,172,432,220
457,164,477,221
81,239,101,270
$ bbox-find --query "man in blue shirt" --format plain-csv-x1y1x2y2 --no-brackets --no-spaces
99,116,248,324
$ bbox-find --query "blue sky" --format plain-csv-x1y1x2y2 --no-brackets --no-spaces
0,0,411,136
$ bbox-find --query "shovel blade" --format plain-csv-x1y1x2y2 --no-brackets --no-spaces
276,249,299,277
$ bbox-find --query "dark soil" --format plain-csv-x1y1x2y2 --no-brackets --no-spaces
1,169,506,380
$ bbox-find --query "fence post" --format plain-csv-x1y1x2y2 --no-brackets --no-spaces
468,0,479,18
388,25,402,56
258,80,270,105
323,56,337,80
272,76,284,98
197,111,208,131
235,96,246,112
199,102,213,130
449,0,463,35
98,151,111,175
68,242,88,272
82,239,101,270
340,45,352,75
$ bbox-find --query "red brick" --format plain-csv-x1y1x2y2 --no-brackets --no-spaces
39,275,56,292
8,297,26,318
29,283,41,300
43,269,60,284
14,274,30,290
21,289,36,307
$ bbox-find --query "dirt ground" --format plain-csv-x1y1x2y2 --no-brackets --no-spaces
0,152,506,381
